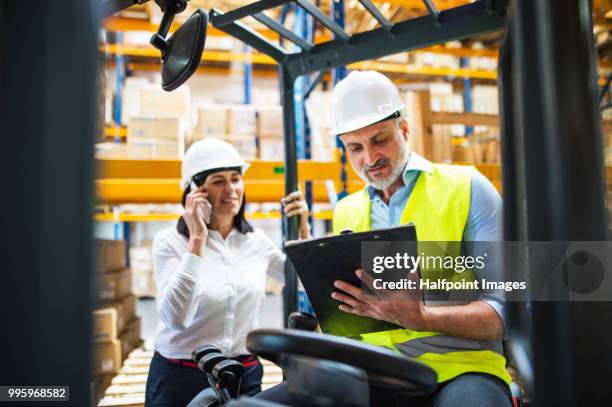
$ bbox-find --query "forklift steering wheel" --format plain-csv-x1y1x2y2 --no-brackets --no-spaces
246,329,438,396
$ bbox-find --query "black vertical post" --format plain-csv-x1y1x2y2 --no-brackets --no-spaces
511,0,611,405
279,65,299,325
498,27,535,392
0,1,98,405
499,31,523,243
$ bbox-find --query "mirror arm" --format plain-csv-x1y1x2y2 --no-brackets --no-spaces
150,0,188,57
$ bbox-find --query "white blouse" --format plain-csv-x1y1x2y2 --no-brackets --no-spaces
152,226,286,359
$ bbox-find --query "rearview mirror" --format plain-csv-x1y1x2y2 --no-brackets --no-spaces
151,9,208,91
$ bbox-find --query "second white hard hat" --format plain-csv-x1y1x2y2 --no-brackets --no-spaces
331,70,405,136
180,138,250,191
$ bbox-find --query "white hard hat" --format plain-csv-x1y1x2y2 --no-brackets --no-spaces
180,138,250,191
331,70,405,136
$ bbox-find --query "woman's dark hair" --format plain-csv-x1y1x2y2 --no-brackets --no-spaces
177,168,254,239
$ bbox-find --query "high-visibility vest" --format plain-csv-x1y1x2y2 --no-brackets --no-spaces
332,163,511,385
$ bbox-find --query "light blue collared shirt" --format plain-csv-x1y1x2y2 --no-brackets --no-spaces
367,153,505,325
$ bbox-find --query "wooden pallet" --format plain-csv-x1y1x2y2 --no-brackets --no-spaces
98,348,283,407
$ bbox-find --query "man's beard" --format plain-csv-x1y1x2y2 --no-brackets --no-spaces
356,139,409,190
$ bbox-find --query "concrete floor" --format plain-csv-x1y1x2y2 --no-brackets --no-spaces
136,294,284,350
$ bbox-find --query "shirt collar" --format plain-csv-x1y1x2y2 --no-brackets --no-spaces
208,227,241,241
365,152,433,200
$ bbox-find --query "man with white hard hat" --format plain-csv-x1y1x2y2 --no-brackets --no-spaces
329,71,512,405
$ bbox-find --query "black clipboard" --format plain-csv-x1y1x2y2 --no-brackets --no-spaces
284,224,417,338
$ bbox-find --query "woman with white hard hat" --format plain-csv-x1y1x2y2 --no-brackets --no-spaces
145,138,311,406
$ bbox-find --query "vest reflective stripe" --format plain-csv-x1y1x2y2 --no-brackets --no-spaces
396,335,503,358
332,163,511,385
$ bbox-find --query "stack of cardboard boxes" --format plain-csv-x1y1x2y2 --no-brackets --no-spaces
193,104,284,160
124,115,187,159
256,105,283,160
92,239,143,404
124,85,191,159
193,103,257,160
96,83,191,160
452,137,500,164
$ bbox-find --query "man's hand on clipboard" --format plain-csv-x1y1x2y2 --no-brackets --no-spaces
331,269,428,331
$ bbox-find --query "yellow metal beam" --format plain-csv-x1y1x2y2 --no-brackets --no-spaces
94,212,180,222
96,158,180,179
421,45,498,58
94,159,364,203
95,160,603,204
125,62,279,77
105,126,127,138
349,60,498,80
429,111,498,127
96,179,180,203
95,178,364,204
94,210,334,222
95,159,342,180
102,44,277,65
381,0,470,10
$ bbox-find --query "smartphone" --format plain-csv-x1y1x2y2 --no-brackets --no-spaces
190,181,212,224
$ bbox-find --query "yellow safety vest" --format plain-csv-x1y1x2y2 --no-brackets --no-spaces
332,163,511,385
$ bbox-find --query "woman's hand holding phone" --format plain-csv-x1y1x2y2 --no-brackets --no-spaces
185,182,211,257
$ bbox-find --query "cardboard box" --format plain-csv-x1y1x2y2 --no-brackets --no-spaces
199,134,256,161
95,239,126,273
196,105,228,135
95,141,184,160
127,138,185,160
125,317,142,351
93,307,122,343
227,104,257,135
483,140,499,163
455,144,487,164
259,136,284,160
127,115,186,142
120,77,150,125
223,134,256,160
97,269,132,302
96,301,126,334
257,105,283,138
471,143,484,163
139,85,191,117
431,132,452,163
122,294,137,322
93,333,126,374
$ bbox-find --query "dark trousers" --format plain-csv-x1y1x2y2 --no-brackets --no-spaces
257,373,512,407
145,351,264,406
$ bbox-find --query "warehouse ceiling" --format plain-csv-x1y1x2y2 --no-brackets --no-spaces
111,0,612,79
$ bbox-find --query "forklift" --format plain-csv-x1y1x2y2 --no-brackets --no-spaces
0,0,609,406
